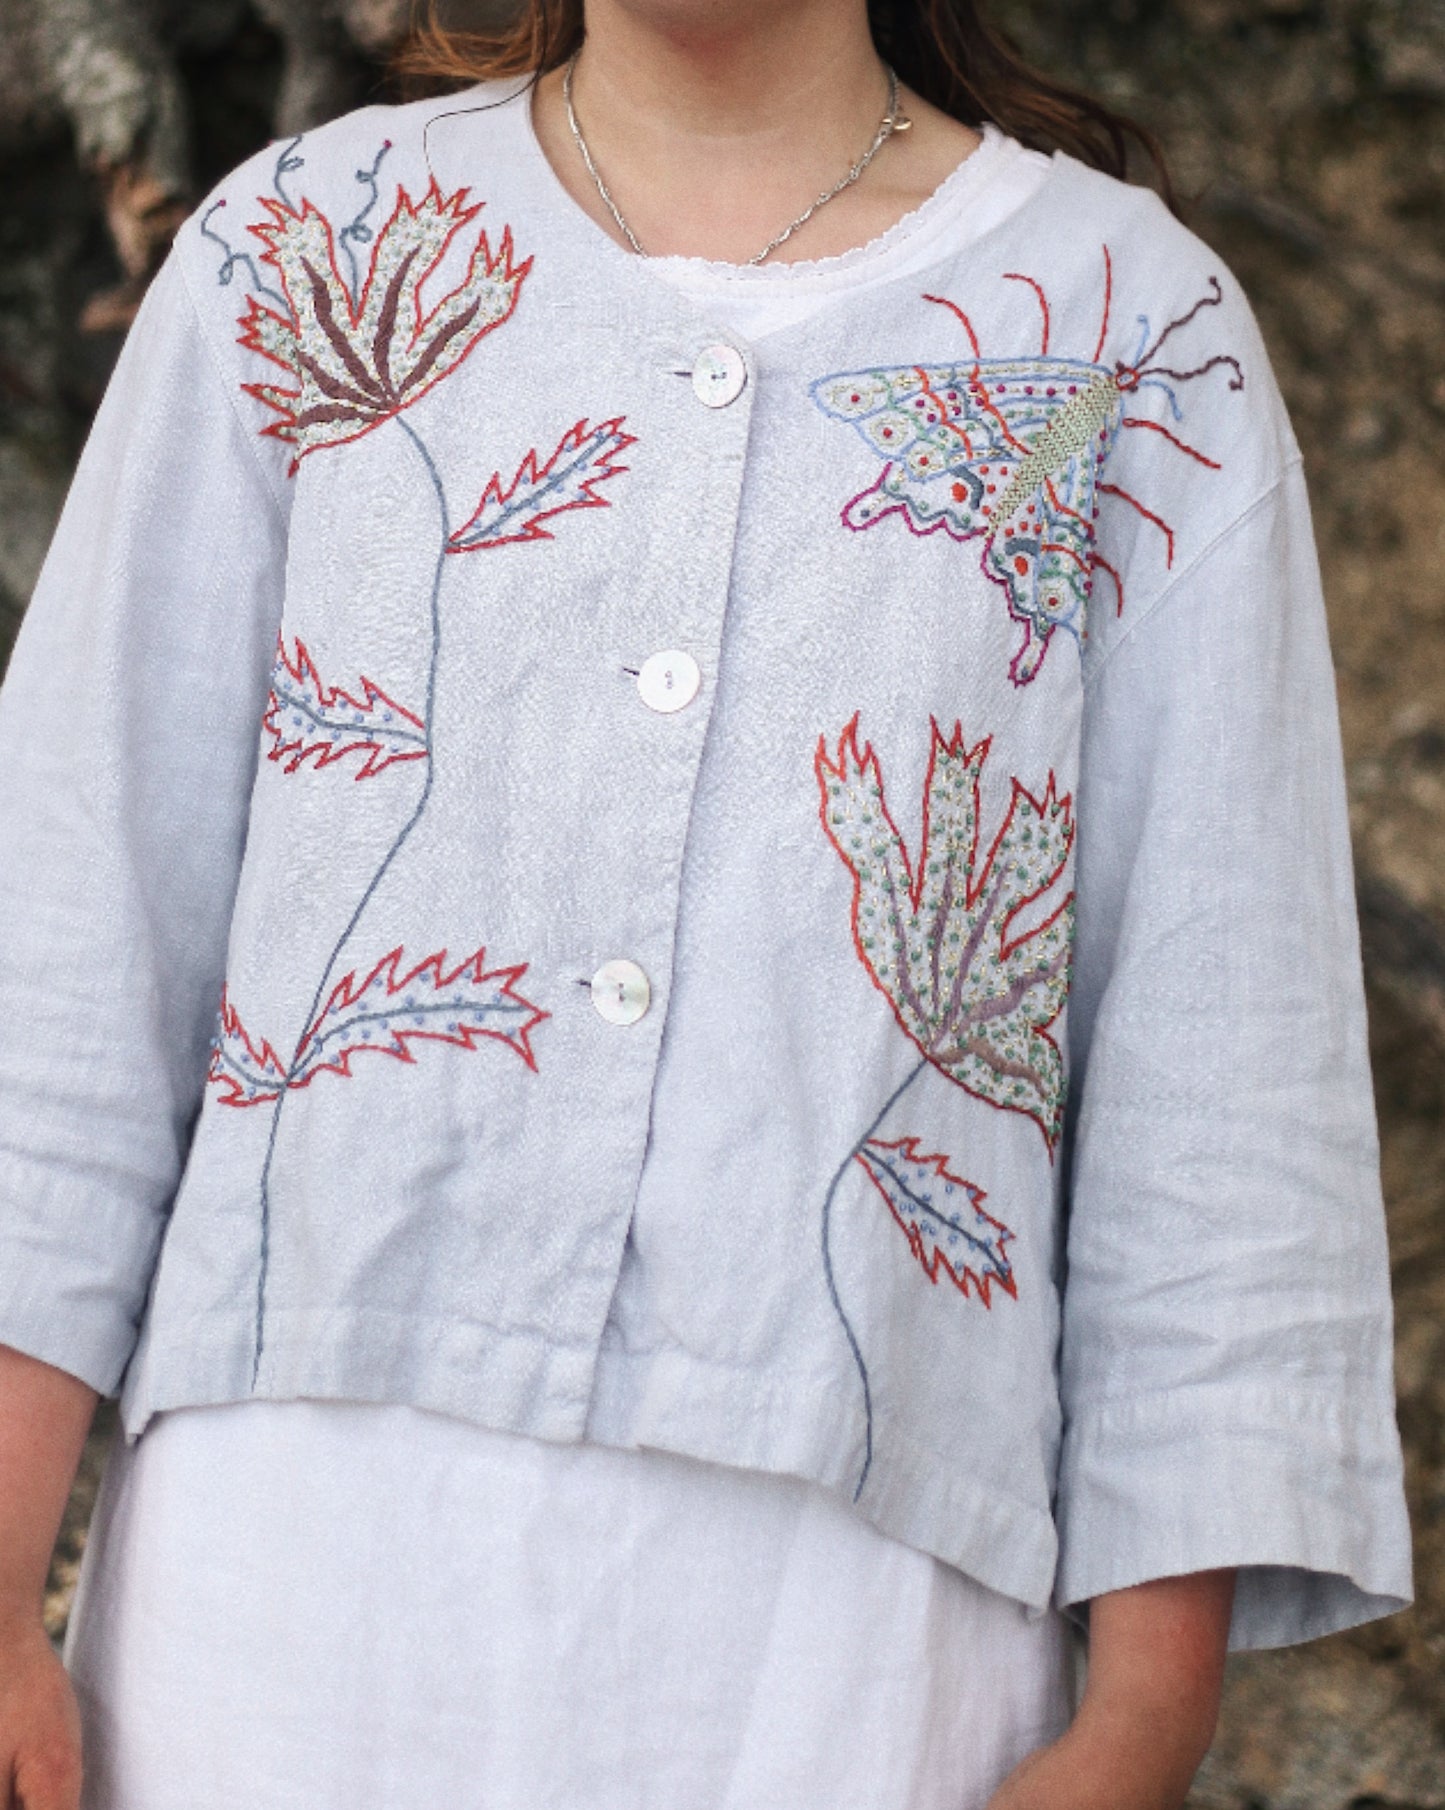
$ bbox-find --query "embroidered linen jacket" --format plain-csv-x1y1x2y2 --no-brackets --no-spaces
0,84,1412,1646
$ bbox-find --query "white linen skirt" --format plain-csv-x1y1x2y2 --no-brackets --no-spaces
64,1400,1077,1810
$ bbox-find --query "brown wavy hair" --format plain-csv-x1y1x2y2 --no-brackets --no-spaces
399,0,1175,208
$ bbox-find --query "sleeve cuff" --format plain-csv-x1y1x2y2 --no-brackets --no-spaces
1055,1386,1414,1650
0,1277,141,1398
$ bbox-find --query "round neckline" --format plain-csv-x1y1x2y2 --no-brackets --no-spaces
643,126,1012,290
512,77,1009,288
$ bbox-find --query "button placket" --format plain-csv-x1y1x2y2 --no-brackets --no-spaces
580,330,752,1048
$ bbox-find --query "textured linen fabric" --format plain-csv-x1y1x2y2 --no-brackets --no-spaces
0,79,1412,1646
63,1402,1077,1810
60,155,1076,1810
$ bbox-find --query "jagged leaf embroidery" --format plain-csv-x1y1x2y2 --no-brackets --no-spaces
239,182,531,468
208,947,545,1109
817,714,1074,1147
208,988,289,1107
291,945,546,1084
447,417,636,552
262,634,427,779
855,1135,1015,1304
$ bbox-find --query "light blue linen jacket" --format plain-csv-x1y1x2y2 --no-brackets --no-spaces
0,82,1412,1647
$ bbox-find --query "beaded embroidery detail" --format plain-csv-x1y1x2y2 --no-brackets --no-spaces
207,135,632,1385
237,182,530,471
818,714,1074,1145
811,249,1242,685
814,714,1073,1498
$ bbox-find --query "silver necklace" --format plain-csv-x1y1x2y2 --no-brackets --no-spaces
562,50,913,267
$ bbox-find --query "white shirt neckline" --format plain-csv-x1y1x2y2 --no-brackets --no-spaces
508,81,1057,339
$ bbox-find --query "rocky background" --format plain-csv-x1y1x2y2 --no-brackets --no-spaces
4,1,1443,1803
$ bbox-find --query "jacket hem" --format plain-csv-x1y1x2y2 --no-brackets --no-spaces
584,1337,1061,1613
118,1309,602,1448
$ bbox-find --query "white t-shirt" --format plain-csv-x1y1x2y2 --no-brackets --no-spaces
63,126,1079,1810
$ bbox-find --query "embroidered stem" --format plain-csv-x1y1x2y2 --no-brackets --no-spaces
821,1054,929,1501
339,141,393,304
200,201,290,314
251,414,452,1386
273,135,305,211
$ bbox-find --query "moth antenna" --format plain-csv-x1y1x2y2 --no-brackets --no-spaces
1099,481,1177,566
1092,244,1114,363
1130,374,1185,421
1090,551,1125,616
922,292,982,363
1139,354,1245,392
1129,315,1151,367
1002,272,1050,354
1121,416,1222,470
1137,276,1224,366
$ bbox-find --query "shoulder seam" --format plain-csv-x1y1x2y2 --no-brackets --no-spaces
172,234,290,530
1082,455,1305,693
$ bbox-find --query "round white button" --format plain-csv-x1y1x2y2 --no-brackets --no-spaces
692,343,748,409
636,649,701,714
590,959,651,1026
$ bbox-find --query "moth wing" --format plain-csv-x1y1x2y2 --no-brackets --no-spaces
815,363,1014,539
982,427,1106,680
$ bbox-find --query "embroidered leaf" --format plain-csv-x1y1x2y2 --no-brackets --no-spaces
817,715,1074,1146
447,417,636,552
262,635,427,780
239,183,531,468
209,987,289,1107
292,945,546,1086
855,1135,1015,1304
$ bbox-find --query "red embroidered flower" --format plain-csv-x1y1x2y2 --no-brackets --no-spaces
817,715,1074,1147
239,183,531,469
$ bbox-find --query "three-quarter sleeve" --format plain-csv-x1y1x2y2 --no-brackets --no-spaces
0,253,284,1395
1056,457,1413,1647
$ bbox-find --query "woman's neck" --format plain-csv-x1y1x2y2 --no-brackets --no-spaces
531,0,983,265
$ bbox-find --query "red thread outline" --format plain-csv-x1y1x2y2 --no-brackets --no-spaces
815,714,1073,1150
447,416,637,552
294,944,548,1080
1003,271,1051,355
208,986,289,1107
855,1134,1018,1306
262,633,427,780
237,182,532,474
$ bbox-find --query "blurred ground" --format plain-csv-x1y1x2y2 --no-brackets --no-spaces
6,2,1445,1803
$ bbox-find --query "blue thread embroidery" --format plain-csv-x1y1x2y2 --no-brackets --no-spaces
210,160,638,1384
262,635,428,780
814,715,1073,1496
203,133,311,311
338,139,393,302
447,417,635,551
811,248,1242,685
272,134,305,212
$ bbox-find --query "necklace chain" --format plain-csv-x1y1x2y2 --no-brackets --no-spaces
562,51,912,268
